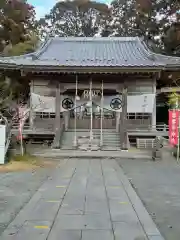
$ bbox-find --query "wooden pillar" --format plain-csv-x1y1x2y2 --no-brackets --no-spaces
53,81,61,148
29,81,34,129
116,111,120,133
64,111,69,130
152,76,156,129
120,84,128,150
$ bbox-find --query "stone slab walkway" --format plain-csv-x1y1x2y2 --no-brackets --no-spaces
0,159,164,240
0,169,53,235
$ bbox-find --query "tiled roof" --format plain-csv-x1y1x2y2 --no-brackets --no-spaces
1,37,180,70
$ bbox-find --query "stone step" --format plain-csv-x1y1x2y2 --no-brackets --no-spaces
61,129,120,150
62,136,120,140
62,133,119,136
61,146,76,150
62,132,119,136
64,133,119,137
101,147,121,151
66,129,118,132
62,139,119,142
61,144,120,148
61,146,120,150
62,139,120,143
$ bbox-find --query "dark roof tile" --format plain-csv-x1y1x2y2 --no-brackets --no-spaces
0,37,180,69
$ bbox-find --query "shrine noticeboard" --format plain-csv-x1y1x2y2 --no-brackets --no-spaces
169,110,180,145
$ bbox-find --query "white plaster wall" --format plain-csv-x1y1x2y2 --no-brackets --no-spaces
31,93,155,113
30,78,155,113
127,79,154,94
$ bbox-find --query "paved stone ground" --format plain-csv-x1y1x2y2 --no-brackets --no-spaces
0,158,163,240
0,168,55,235
117,158,180,240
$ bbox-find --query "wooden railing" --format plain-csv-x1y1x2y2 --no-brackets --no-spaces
136,138,155,149
11,123,169,134
11,122,54,133
127,124,169,132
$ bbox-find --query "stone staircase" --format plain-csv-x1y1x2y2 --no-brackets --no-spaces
60,129,121,150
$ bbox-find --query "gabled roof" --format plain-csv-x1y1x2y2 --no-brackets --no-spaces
1,37,180,71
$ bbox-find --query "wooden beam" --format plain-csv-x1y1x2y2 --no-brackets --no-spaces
160,87,180,93
27,72,153,82
21,66,162,74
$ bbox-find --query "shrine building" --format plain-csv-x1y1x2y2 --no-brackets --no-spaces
0,37,179,150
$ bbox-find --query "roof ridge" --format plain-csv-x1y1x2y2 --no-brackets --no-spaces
136,38,158,62
139,39,180,64
32,37,53,59
52,36,138,42
149,48,180,61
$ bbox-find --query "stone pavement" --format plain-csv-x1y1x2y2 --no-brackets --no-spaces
0,159,164,240
117,158,180,240
0,169,53,235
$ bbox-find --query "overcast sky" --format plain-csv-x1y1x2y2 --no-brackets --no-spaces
29,0,111,19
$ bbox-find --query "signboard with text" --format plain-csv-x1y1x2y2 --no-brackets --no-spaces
169,110,179,145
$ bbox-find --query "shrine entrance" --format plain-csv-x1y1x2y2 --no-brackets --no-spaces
61,79,123,149
68,102,116,130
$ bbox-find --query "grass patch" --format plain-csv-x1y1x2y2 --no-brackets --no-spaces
13,153,38,163
0,154,57,172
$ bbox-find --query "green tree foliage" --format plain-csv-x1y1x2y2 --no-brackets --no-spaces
37,0,180,54
37,1,111,38
3,32,38,56
109,0,180,52
0,76,13,111
0,0,37,53
0,0,37,113
0,71,30,117
168,91,180,109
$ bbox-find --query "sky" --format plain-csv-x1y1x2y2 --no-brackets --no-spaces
29,0,57,18
29,0,110,19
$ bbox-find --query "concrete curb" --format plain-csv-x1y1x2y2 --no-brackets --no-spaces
114,160,165,240
32,150,152,160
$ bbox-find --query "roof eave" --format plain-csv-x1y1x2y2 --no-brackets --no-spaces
164,65,180,70
0,65,163,73
0,63,18,69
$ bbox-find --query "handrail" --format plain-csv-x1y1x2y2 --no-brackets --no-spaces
11,123,169,131
11,123,54,131
127,124,169,132
11,121,169,133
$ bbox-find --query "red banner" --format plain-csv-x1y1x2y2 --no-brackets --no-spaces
169,110,179,145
